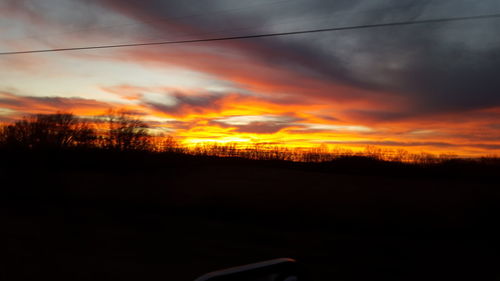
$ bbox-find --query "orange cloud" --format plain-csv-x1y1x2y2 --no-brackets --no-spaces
0,91,115,117
2,87,500,156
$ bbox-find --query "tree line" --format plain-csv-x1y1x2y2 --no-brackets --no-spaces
2,112,497,163
0,111,157,151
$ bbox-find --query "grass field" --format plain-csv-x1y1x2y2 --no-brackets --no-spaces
1,151,499,281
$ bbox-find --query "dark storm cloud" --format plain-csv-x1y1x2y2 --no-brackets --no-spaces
91,0,500,117
142,91,224,115
230,121,292,134
345,109,416,122
210,114,302,134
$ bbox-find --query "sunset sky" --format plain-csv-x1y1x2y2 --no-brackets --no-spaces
1,0,500,156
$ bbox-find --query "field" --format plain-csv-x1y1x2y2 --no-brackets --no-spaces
1,151,499,281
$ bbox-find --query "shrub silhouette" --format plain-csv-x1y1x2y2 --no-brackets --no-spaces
0,111,155,152
101,110,151,151
0,113,95,150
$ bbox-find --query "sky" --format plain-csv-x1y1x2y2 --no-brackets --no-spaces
1,0,500,156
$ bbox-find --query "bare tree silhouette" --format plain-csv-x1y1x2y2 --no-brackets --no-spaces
102,109,151,151
160,135,184,153
0,113,95,150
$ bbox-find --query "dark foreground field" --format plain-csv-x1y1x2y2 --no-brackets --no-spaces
1,150,499,281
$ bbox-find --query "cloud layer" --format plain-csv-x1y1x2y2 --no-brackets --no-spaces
2,0,500,155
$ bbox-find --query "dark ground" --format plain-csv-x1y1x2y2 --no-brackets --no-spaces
1,150,499,281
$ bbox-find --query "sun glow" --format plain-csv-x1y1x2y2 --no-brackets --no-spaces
2,0,500,158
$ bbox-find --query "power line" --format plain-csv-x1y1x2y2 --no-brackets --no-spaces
117,0,427,49
1,13,500,56
8,0,296,43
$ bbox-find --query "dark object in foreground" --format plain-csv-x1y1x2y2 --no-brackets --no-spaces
2,151,499,281
194,258,303,281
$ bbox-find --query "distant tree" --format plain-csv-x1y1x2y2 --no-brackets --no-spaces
0,113,96,150
161,135,183,153
102,109,151,151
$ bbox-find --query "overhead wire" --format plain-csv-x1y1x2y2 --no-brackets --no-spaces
0,0,444,53
113,1,431,48
1,13,500,56
6,0,297,43
2,0,431,46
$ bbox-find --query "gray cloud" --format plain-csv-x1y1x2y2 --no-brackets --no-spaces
231,121,292,134
0,92,111,114
142,91,225,115
12,0,500,120
210,114,302,134
0,97,24,107
110,0,500,114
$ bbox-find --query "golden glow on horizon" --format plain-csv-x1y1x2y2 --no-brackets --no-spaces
2,0,500,160
0,89,497,157
1,88,499,157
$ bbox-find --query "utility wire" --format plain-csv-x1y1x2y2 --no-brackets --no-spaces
116,0,427,49
1,13,500,56
8,0,296,42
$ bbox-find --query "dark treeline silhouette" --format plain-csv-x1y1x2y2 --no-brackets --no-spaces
1,112,499,166
101,109,152,151
2,113,500,281
0,113,95,150
0,111,153,152
2,112,500,186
